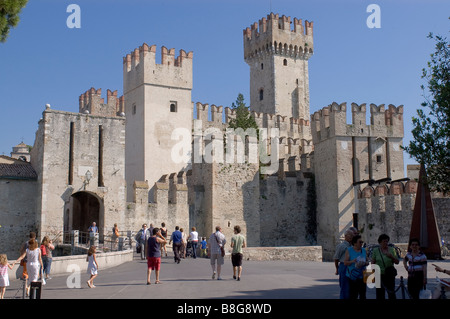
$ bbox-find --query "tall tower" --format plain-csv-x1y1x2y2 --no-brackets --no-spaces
311,102,405,260
123,44,193,201
243,13,314,120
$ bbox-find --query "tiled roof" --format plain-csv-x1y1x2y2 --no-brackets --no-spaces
0,163,38,180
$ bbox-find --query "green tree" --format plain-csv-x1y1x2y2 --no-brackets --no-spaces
0,0,28,43
228,93,258,132
404,31,450,194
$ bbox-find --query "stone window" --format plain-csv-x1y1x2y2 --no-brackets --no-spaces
259,89,264,101
132,104,136,115
283,59,288,66
170,101,178,112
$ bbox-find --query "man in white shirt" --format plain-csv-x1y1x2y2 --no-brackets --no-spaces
188,227,199,259
208,226,226,280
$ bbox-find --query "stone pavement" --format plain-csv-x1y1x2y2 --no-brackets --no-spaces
5,252,450,301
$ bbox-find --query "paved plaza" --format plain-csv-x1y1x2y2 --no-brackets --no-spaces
4,252,450,301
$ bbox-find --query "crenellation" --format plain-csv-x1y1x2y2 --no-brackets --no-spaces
312,102,404,142
243,12,314,61
79,87,124,117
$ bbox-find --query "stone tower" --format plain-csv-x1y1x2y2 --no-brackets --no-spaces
311,102,405,260
123,44,193,201
243,13,314,120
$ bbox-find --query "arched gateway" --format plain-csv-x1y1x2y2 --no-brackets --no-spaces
65,191,104,240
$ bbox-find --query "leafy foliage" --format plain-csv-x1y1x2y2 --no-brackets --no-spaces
227,93,259,132
404,29,450,193
0,0,28,43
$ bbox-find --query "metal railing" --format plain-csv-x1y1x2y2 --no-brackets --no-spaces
61,230,134,254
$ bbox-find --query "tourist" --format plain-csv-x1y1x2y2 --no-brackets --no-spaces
188,227,199,259
15,238,43,296
180,228,187,258
145,227,167,285
88,222,99,247
200,237,208,258
112,223,120,250
432,264,450,299
86,245,98,288
160,223,168,257
208,226,226,280
403,238,427,299
333,228,355,299
40,236,54,280
344,235,367,299
135,224,151,260
230,225,246,281
371,234,399,299
169,226,182,264
0,254,14,299
19,231,37,280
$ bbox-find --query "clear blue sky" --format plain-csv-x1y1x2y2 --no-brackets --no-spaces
0,0,449,171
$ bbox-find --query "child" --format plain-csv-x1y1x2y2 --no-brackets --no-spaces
86,246,98,288
200,237,208,258
0,254,14,299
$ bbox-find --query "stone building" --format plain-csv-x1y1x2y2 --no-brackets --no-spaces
1,13,448,260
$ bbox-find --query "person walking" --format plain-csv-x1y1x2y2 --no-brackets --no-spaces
188,227,199,259
160,223,168,257
88,222,99,247
180,228,187,258
230,225,246,281
112,223,120,250
200,237,208,258
86,246,98,288
0,254,14,299
18,231,37,280
344,235,367,299
136,224,151,260
208,226,226,280
371,234,399,300
403,238,427,299
40,236,54,280
169,226,182,264
145,228,167,285
15,238,43,296
333,228,355,299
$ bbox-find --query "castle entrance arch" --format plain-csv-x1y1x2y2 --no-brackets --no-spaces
68,191,104,240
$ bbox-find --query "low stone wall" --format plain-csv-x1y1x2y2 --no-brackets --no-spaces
9,249,133,280
229,246,323,262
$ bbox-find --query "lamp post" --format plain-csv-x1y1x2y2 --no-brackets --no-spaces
84,170,92,190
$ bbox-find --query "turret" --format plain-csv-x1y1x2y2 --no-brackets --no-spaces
243,13,314,121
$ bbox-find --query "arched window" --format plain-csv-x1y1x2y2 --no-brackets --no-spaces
259,89,264,101
170,101,177,112
283,59,288,66
261,63,264,70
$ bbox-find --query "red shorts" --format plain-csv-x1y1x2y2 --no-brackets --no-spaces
147,257,161,270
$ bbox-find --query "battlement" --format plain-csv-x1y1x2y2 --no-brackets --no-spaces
311,102,404,143
193,102,311,152
123,43,193,71
79,87,125,117
243,13,314,61
123,43,193,94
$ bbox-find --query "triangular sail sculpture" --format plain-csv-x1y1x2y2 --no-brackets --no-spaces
409,164,442,259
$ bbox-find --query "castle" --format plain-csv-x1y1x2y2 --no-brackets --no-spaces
1,13,449,261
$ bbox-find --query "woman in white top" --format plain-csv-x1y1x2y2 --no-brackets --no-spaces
15,238,43,296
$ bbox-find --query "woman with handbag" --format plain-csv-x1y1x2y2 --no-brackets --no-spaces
403,238,427,299
344,235,367,299
371,234,400,299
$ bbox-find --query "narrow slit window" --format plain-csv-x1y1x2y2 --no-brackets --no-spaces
170,102,177,113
